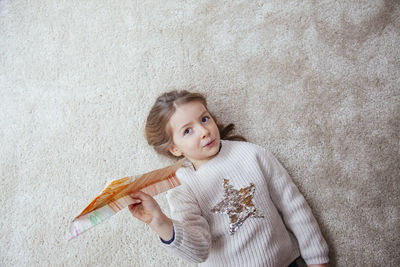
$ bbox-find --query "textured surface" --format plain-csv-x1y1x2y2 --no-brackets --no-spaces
0,0,399,266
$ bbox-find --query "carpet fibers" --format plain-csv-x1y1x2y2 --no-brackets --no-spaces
0,0,399,266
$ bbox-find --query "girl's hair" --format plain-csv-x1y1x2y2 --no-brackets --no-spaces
145,90,246,159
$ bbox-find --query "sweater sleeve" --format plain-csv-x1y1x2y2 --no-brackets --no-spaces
260,148,329,265
162,184,211,263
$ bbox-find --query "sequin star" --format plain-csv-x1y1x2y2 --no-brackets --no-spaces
211,179,264,235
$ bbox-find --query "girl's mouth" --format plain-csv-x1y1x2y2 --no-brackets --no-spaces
204,140,215,147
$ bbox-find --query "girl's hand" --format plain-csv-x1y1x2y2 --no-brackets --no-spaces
128,191,174,241
128,191,161,225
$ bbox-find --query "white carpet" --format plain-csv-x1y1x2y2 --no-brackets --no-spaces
0,0,399,266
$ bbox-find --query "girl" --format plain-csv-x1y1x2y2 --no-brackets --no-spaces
128,90,329,267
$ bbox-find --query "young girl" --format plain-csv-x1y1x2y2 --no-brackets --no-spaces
128,90,329,267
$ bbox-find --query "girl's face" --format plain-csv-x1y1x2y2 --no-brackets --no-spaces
168,101,221,170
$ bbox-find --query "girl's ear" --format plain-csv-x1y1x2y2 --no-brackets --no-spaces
168,144,183,157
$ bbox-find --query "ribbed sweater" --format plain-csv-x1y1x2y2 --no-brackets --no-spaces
162,140,329,267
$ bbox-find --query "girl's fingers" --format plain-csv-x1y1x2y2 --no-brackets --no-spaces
129,190,151,201
129,203,137,210
130,199,142,204
128,203,141,214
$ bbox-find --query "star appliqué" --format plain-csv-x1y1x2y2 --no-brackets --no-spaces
211,179,264,235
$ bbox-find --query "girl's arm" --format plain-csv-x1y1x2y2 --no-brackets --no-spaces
129,188,211,263
162,186,212,263
260,149,329,266
128,191,174,241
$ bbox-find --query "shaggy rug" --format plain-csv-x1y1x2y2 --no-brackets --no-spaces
0,0,399,266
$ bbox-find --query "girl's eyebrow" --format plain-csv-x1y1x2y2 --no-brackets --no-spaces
179,111,208,132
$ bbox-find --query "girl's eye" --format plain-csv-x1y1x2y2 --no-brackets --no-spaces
202,116,210,123
184,128,192,136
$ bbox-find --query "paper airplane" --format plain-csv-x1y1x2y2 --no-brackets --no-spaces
68,159,185,240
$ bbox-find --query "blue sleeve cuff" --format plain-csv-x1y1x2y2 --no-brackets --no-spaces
160,226,175,244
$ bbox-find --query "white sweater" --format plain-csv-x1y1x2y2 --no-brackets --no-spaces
162,140,329,267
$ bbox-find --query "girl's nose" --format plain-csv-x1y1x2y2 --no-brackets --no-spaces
199,125,210,138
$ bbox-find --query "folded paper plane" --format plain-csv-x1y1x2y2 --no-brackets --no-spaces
68,159,185,240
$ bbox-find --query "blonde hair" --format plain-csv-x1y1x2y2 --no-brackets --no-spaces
145,90,246,159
